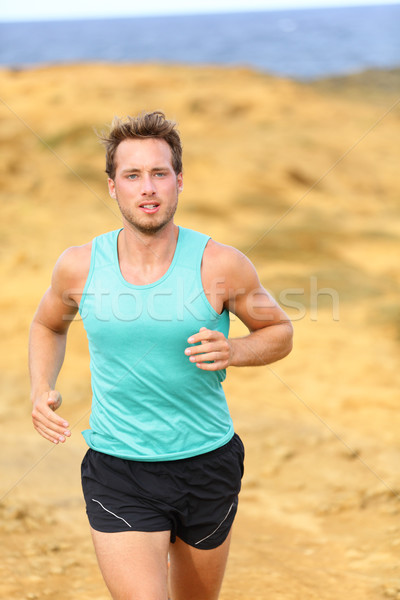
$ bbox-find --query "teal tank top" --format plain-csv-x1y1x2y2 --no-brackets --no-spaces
79,226,234,461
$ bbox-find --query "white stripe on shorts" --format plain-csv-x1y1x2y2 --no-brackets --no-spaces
194,502,234,546
91,498,132,528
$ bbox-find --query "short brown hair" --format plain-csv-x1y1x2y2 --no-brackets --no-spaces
99,111,182,180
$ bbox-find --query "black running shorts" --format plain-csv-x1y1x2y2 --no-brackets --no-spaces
81,433,244,550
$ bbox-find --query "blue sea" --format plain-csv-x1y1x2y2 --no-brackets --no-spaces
0,4,399,80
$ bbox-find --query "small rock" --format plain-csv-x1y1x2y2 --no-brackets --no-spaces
383,586,400,599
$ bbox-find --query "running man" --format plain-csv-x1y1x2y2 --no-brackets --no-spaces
29,111,293,600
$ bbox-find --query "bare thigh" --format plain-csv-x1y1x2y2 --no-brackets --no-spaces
168,530,232,600
90,527,171,600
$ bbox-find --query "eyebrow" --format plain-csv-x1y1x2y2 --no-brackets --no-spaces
121,166,170,174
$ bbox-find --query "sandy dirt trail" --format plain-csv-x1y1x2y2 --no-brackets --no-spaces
0,64,399,599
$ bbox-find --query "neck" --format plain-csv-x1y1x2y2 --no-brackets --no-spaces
117,221,179,283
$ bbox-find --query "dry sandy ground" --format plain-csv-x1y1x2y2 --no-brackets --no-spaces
0,63,399,599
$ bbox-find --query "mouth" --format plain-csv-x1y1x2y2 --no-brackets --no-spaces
139,202,160,214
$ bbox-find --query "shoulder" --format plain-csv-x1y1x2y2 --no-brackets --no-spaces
203,239,260,286
51,242,92,294
203,238,245,262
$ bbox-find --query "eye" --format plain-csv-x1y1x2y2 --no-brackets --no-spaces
155,172,166,178
128,174,138,180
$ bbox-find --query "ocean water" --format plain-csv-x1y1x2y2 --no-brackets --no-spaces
0,4,399,80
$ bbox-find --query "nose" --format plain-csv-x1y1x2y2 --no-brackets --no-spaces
141,173,156,196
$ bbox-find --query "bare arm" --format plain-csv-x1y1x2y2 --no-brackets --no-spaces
185,243,293,370
29,246,89,443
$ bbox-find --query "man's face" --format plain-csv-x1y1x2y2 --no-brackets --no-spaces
108,137,183,235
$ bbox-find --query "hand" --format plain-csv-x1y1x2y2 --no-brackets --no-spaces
185,327,233,371
31,390,71,444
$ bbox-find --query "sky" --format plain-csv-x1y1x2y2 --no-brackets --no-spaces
0,0,398,22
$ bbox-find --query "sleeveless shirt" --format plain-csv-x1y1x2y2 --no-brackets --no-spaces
79,226,234,461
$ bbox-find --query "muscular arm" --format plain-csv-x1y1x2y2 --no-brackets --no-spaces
29,245,90,443
185,242,293,370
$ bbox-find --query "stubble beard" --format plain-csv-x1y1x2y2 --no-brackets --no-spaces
116,196,178,235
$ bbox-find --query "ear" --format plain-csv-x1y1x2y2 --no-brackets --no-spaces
108,178,116,199
177,173,183,194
